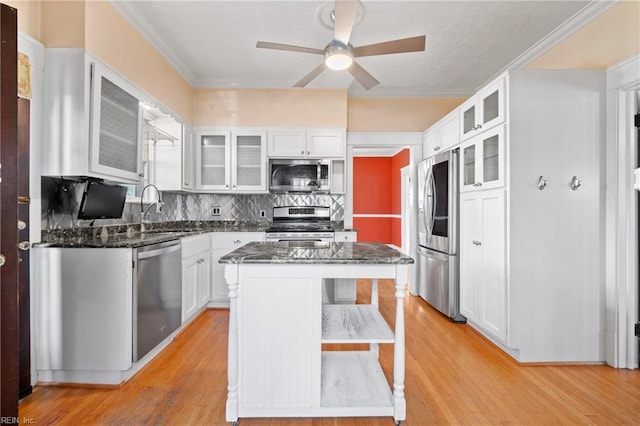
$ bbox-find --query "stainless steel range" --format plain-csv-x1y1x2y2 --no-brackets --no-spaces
265,206,334,242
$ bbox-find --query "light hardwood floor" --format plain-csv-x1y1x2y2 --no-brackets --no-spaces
20,280,640,425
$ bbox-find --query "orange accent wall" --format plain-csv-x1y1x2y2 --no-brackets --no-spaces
353,157,392,215
354,150,409,246
353,217,393,244
391,218,402,248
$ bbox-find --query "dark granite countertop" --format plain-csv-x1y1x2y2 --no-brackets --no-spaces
219,241,414,265
34,220,270,249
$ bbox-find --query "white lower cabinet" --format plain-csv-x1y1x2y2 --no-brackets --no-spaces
459,189,506,342
210,232,265,306
333,230,357,242
181,234,211,323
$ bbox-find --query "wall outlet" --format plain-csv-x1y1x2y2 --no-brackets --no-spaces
260,210,266,218
212,207,221,216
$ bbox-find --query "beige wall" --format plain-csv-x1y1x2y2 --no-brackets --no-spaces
14,0,193,123
40,0,85,47
347,97,465,132
5,0,41,40
527,1,640,70
7,0,640,131
193,89,347,128
84,1,193,122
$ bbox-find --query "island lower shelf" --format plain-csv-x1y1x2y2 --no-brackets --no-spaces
321,351,393,414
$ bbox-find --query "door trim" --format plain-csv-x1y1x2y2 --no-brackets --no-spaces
605,54,640,369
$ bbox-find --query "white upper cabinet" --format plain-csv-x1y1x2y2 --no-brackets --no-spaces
42,49,143,183
182,125,195,190
195,129,267,192
460,124,505,192
267,130,306,157
89,62,143,182
231,131,268,191
196,130,231,191
422,111,460,158
460,78,505,141
267,129,345,158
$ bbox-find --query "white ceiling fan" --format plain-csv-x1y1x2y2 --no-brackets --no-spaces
256,0,426,90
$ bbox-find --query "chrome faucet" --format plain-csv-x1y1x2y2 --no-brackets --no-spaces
140,184,163,230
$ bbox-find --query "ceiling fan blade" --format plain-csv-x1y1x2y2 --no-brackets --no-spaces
333,0,359,45
348,61,380,90
352,35,426,57
293,62,327,88
256,41,324,55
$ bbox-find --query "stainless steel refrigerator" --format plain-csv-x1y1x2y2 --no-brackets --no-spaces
417,149,466,322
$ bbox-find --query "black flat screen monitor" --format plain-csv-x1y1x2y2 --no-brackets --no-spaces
77,181,128,220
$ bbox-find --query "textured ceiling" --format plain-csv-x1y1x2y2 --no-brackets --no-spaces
115,0,600,97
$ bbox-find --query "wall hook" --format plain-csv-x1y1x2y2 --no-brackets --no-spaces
570,176,582,191
537,176,548,190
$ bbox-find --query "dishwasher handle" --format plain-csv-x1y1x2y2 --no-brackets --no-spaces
137,241,181,259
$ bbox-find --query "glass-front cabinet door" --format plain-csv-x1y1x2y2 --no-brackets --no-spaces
477,79,504,132
90,62,143,182
232,131,267,191
460,124,504,192
459,77,505,141
196,131,231,190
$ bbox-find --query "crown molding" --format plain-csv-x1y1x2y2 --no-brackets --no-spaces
110,0,198,86
479,0,617,91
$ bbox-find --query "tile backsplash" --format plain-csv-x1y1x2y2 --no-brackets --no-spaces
41,177,344,230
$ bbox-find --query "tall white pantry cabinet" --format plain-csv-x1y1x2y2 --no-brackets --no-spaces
459,70,605,363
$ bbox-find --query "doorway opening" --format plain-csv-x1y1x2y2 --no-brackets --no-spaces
351,147,409,250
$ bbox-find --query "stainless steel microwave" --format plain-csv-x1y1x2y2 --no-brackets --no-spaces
269,159,330,193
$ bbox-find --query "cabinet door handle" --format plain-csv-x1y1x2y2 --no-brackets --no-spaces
234,240,241,244
472,240,482,246
300,150,304,155
473,182,483,187
307,151,310,155
433,146,440,152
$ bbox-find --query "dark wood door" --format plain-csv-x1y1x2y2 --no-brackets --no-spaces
17,97,31,399
0,2,19,420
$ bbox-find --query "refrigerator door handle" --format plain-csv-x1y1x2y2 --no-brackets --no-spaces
423,170,432,237
427,169,436,236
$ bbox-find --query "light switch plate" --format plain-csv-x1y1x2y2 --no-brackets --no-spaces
212,207,221,216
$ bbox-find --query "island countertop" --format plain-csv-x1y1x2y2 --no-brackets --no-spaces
219,241,414,265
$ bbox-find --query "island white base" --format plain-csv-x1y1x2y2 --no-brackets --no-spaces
224,263,408,424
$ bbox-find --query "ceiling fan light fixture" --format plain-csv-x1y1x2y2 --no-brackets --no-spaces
324,41,353,70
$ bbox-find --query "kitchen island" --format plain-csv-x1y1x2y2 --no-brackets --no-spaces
219,241,414,425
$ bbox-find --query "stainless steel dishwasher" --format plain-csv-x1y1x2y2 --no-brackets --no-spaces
133,240,182,361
